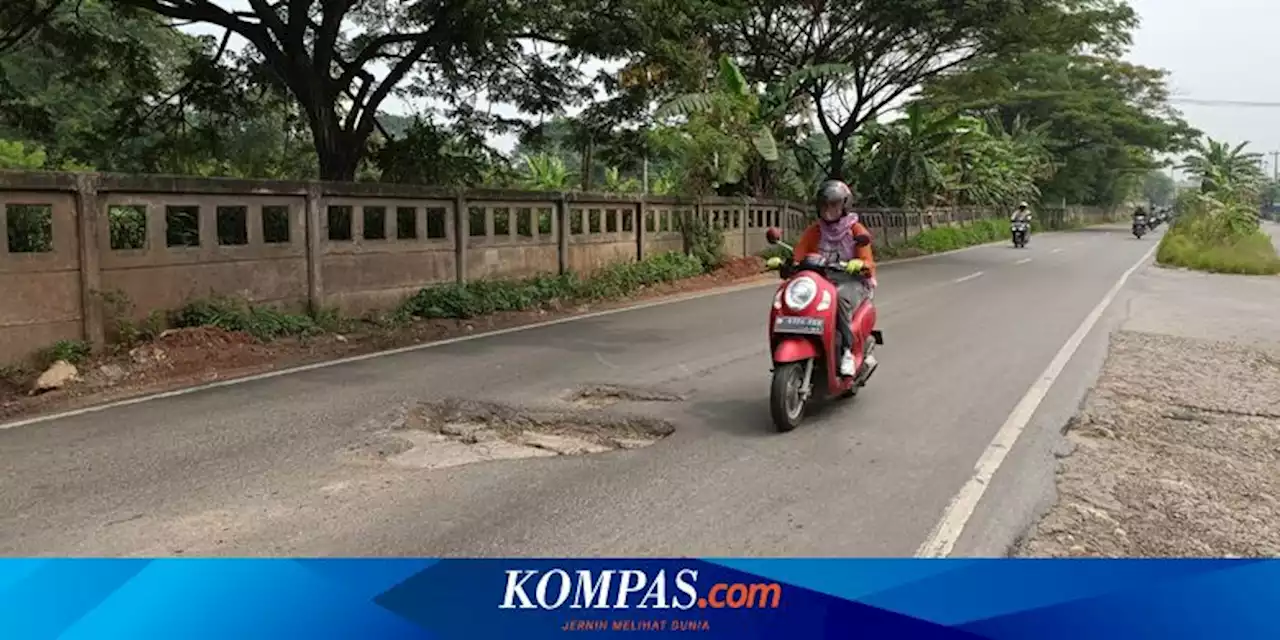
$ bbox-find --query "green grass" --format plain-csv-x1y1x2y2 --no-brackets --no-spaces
399,251,706,319
1157,225,1280,275
36,339,91,367
169,297,338,341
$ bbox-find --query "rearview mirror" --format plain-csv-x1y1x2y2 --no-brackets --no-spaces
765,227,783,244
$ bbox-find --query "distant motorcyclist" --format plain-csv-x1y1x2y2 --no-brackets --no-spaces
767,180,876,378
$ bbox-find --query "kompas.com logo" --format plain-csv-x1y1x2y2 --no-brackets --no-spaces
498,568,782,610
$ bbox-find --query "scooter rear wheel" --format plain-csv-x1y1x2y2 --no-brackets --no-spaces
770,362,806,432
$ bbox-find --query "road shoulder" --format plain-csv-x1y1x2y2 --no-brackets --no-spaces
1016,263,1280,557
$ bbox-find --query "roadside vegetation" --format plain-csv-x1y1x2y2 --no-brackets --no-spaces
758,209,1108,263
1157,138,1280,276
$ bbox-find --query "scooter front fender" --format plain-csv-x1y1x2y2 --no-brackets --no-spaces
773,338,820,364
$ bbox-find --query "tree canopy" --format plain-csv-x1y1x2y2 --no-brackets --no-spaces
2,0,1199,208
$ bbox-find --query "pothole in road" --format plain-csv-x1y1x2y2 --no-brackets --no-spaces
358,398,675,471
567,383,686,408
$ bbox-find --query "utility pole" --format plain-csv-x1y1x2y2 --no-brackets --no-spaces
1270,151,1279,183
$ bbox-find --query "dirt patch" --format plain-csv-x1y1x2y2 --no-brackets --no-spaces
1017,331,1280,557
568,384,687,408
345,398,675,471
0,261,772,424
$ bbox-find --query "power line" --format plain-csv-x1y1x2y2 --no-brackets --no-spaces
1168,98,1280,108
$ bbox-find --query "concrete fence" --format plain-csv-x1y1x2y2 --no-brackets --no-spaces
0,170,1115,364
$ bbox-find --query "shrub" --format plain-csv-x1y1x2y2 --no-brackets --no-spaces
682,215,725,272
1157,217,1280,276
1156,185,1280,275
170,296,322,341
400,252,707,319
908,218,1011,253
37,339,91,367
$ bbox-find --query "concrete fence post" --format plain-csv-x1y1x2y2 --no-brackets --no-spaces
556,194,570,275
303,181,324,314
635,196,646,262
73,172,105,350
689,197,702,255
454,191,468,284
741,197,750,257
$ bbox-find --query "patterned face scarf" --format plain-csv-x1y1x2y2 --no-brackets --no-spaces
818,214,858,262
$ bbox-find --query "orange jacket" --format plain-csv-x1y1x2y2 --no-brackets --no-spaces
792,221,876,277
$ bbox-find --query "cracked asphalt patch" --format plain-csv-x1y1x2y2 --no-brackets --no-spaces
566,383,687,408
1017,330,1280,557
344,397,675,471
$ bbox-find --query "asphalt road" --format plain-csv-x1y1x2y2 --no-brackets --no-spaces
0,224,1160,557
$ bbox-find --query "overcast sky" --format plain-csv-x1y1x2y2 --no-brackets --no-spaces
1127,0,1280,177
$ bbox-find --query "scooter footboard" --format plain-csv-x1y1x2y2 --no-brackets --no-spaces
773,337,820,363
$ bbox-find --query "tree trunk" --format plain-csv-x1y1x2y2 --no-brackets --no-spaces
581,138,595,191
304,99,366,182
826,138,847,181
317,144,361,182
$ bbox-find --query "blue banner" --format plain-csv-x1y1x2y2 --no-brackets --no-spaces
2,558,1274,639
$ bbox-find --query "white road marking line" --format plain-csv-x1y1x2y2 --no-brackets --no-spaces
1015,258,1033,265
952,271,984,284
1051,248,1063,254
916,243,1158,558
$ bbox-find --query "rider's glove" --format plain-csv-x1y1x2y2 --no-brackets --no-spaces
765,256,783,270
845,259,866,274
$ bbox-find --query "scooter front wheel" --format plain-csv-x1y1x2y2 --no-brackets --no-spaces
770,361,807,432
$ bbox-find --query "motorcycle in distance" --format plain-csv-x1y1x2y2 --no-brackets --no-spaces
1011,219,1031,248
763,227,884,432
1133,214,1148,239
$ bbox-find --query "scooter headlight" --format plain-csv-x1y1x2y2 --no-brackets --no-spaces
783,276,818,311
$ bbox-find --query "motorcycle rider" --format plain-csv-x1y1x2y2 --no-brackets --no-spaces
767,180,876,378
1010,201,1033,222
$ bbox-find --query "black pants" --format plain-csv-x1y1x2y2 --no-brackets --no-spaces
832,275,870,357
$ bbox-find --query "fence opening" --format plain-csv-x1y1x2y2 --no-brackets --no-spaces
5,203,53,253
216,206,248,246
327,205,353,241
396,207,416,240
263,206,290,244
363,206,387,240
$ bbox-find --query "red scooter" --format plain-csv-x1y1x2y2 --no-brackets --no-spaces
764,228,884,432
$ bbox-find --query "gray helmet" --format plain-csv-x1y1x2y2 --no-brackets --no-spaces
815,180,854,216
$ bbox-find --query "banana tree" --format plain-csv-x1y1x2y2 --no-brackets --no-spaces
852,104,983,208
602,166,641,193
946,117,1052,207
520,153,577,191
654,55,836,196
1179,138,1265,194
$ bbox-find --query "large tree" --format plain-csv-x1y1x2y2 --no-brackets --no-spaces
0,0,324,177
710,0,1127,180
917,14,1197,206
3,0,612,180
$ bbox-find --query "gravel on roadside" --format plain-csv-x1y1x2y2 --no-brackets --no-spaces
1017,330,1280,557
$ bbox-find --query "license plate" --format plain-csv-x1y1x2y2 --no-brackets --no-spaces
774,316,824,335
